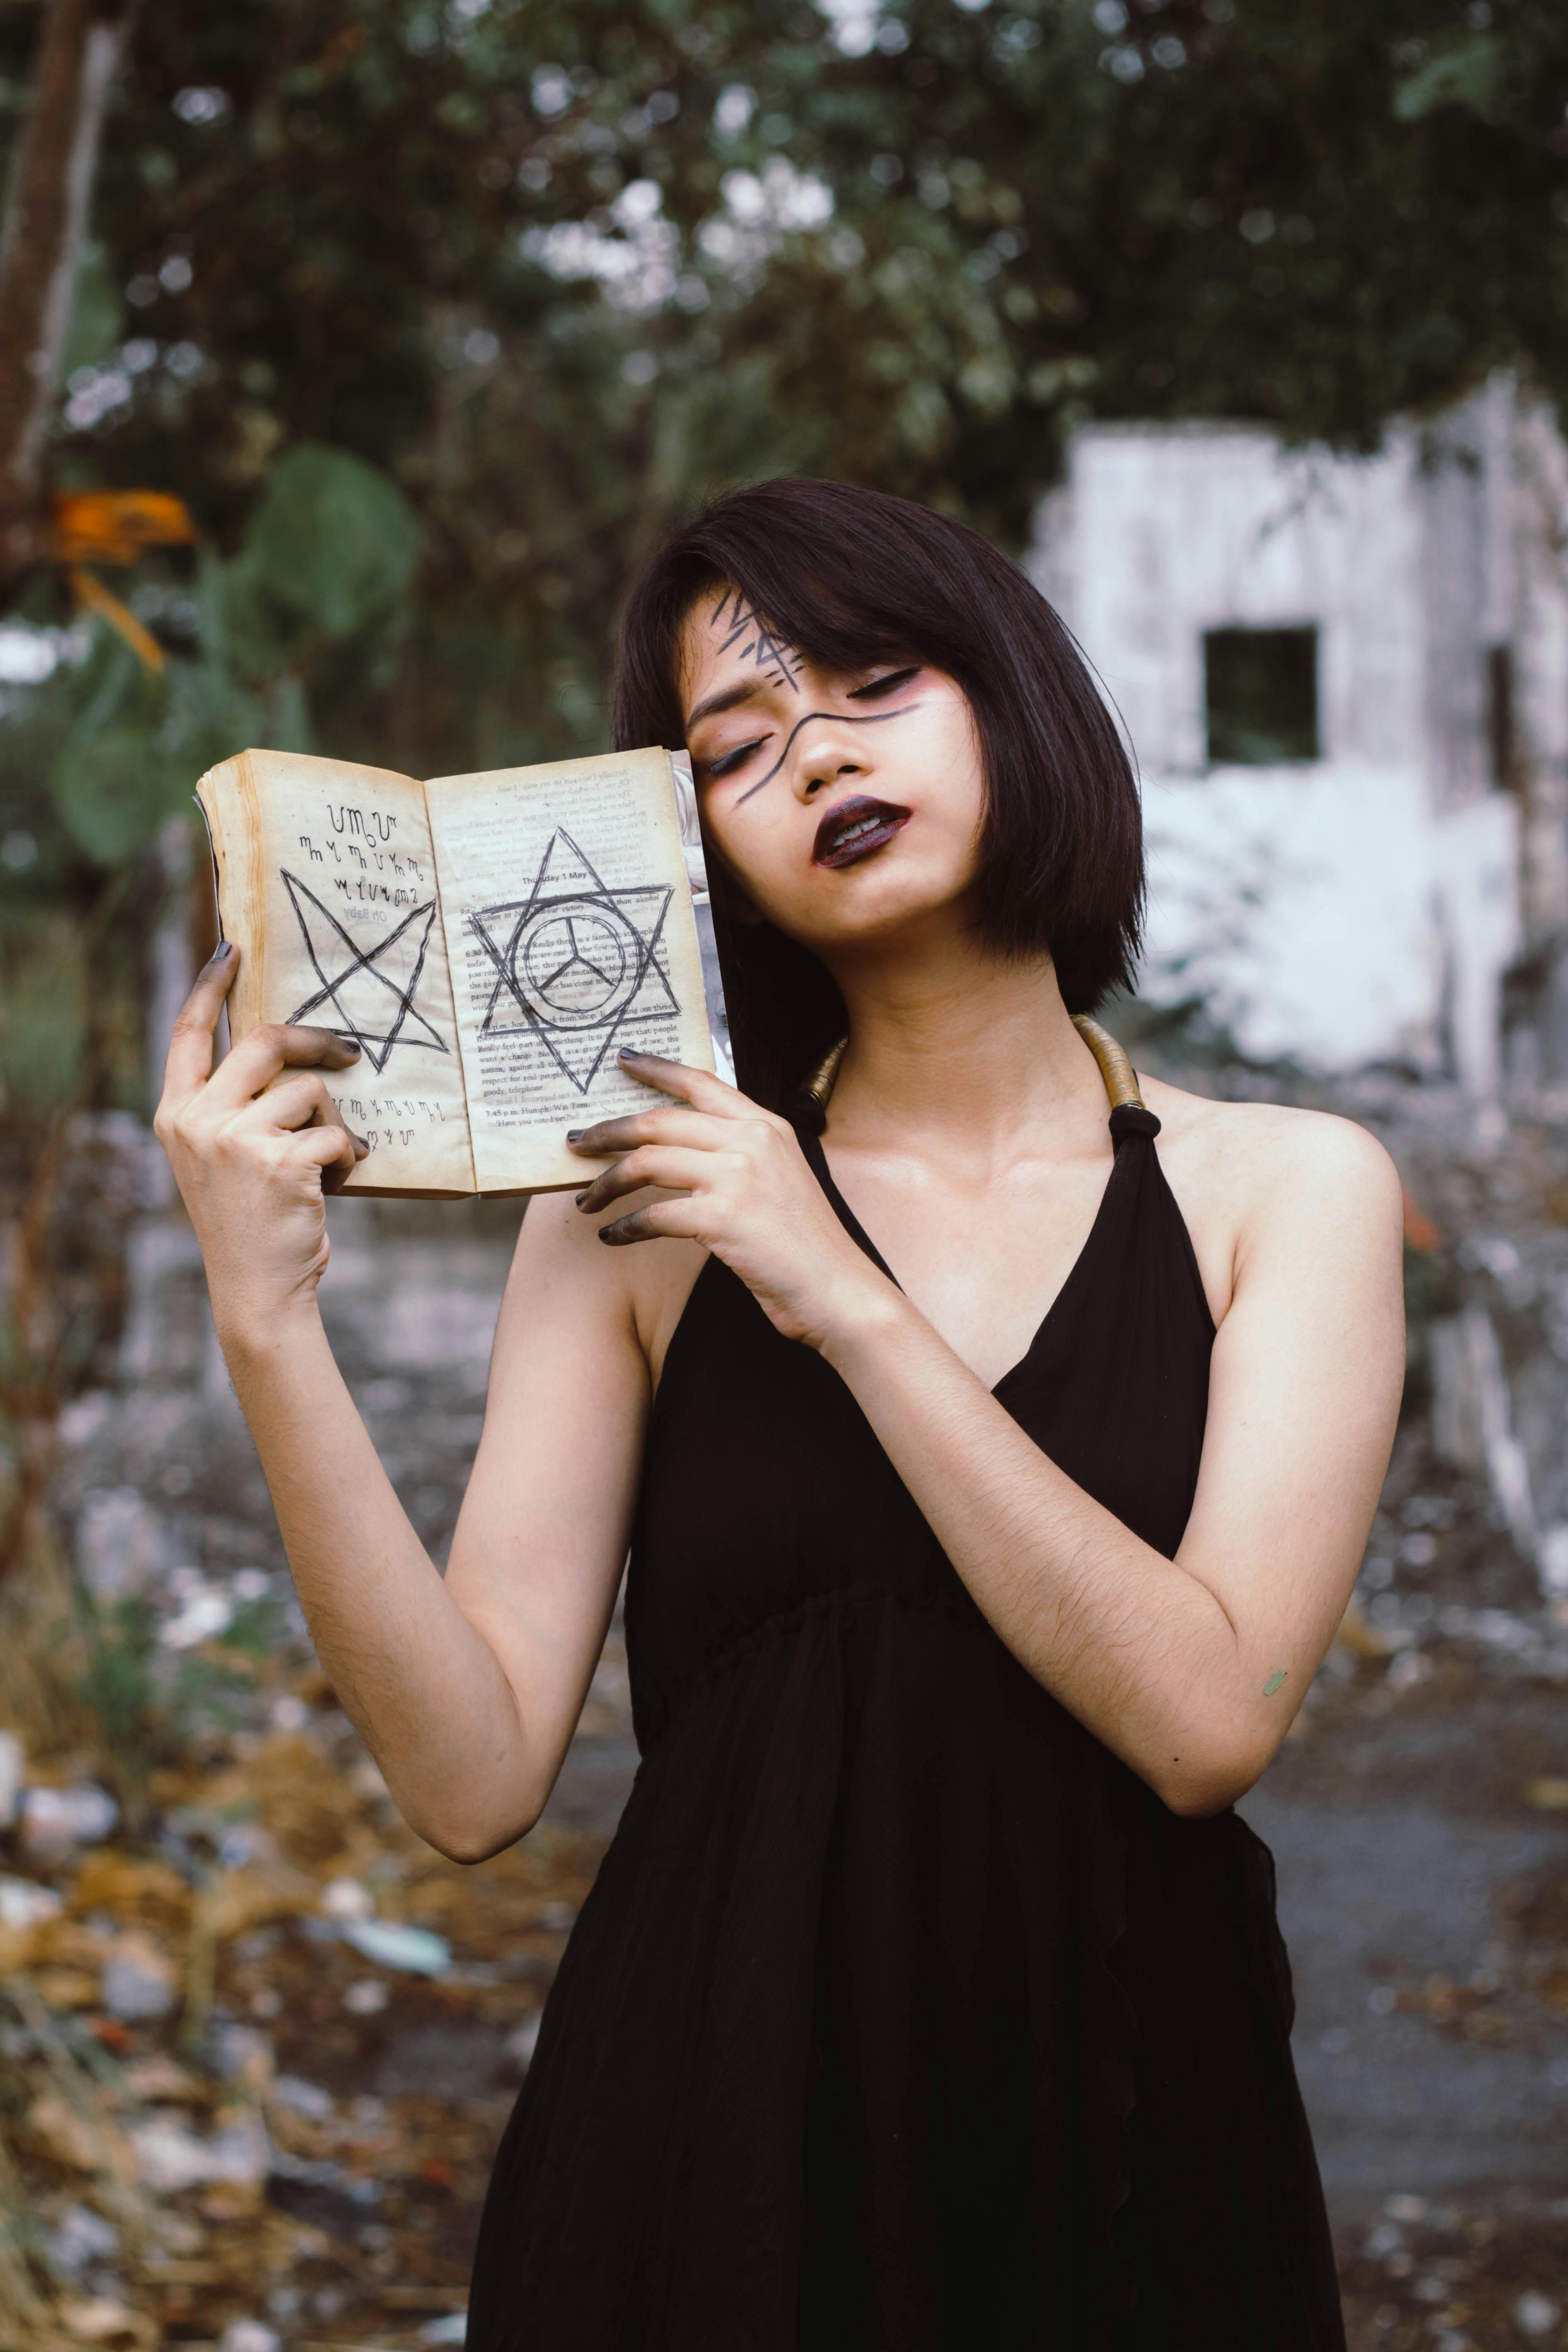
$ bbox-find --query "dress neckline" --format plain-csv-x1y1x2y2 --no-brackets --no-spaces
795,1116,1140,1400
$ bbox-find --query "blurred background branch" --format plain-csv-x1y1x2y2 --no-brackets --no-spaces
0,0,136,542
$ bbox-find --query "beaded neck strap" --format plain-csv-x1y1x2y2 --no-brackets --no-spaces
799,1014,1144,1120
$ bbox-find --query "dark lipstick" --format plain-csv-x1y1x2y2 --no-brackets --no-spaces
811,794,912,869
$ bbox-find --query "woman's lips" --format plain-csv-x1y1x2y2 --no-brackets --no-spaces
811,794,913,869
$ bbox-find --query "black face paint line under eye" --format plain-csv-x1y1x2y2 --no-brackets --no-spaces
732,700,925,805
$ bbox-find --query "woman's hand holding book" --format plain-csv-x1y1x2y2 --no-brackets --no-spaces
154,942,370,1346
569,1049,900,1359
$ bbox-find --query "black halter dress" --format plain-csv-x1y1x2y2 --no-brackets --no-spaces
466,1094,1346,2350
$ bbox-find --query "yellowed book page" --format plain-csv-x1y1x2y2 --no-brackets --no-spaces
195,749,476,1196
425,747,714,1194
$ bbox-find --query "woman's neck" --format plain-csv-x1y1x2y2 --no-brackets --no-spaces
821,931,1109,1160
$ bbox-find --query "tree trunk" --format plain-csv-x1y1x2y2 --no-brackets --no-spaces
0,0,134,586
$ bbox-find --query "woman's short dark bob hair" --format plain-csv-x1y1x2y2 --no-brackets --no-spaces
614,475,1143,1117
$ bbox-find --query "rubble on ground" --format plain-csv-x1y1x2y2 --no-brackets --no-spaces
0,1684,609,2350
1339,2194,1568,2352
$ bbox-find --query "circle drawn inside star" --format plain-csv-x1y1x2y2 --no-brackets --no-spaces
509,899,645,1031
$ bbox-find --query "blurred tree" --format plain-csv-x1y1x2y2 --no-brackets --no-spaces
0,0,136,573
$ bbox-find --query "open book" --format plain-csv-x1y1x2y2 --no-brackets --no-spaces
195,746,720,1197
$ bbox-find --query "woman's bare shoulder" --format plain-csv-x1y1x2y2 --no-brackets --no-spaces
1137,1074,1401,1319
1141,1073,1399,1200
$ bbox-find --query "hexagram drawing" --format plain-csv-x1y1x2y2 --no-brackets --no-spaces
467,829,680,1091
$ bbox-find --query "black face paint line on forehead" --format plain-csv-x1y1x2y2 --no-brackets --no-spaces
708,587,804,693
732,701,924,804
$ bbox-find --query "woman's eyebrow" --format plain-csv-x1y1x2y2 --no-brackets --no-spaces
685,679,767,730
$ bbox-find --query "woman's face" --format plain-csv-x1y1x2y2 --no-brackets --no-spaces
677,586,988,964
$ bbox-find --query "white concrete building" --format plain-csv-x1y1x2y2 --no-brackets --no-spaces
1029,381,1568,1090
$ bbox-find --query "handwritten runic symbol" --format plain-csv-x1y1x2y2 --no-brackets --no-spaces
710,587,801,689
467,829,680,1093
281,871,450,1073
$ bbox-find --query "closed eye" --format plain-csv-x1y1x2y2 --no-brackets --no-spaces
699,667,921,782
704,735,768,779
848,665,922,700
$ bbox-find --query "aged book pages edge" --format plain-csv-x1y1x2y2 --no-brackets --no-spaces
194,752,269,1043
193,749,479,1198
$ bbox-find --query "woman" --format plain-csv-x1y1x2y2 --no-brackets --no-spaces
157,478,1404,2348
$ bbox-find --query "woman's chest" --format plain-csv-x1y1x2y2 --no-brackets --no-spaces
816,1145,1119,1388
633,1227,1211,1654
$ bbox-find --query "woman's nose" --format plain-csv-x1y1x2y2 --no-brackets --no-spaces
799,753,864,800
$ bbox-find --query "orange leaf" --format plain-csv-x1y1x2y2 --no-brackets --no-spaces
68,567,165,672
1402,1185,1440,1253
51,488,196,567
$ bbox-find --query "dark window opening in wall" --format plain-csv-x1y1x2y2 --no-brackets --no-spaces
1203,626,1320,765
1487,643,1515,791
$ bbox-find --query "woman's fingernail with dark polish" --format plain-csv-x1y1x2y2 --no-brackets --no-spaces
209,940,233,963
574,1191,587,1207
566,1128,585,1142
618,1047,645,1064
597,1227,617,1244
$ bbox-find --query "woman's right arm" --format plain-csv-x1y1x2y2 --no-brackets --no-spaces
156,948,651,1863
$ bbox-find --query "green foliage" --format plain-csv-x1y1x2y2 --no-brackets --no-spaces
49,635,183,866
68,1587,280,1824
69,1595,164,1776
17,0,1555,760
5,433,417,1116
1393,34,1504,123
52,717,182,864
39,442,415,876
234,442,423,642
1403,1236,1461,1327
222,1588,287,1657
60,242,124,377
0,910,88,1111
2,0,1567,1107
1,631,175,1116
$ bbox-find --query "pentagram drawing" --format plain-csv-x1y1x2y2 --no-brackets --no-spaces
467,829,679,1092
282,872,451,1074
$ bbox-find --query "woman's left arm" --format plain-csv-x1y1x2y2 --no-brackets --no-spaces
575,1056,1405,1816
825,1114,1405,1813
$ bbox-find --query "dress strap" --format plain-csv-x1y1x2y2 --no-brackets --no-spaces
1108,1102,1162,1142
799,1036,849,1124
796,1015,1150,1127
1069,1015,1143,1113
